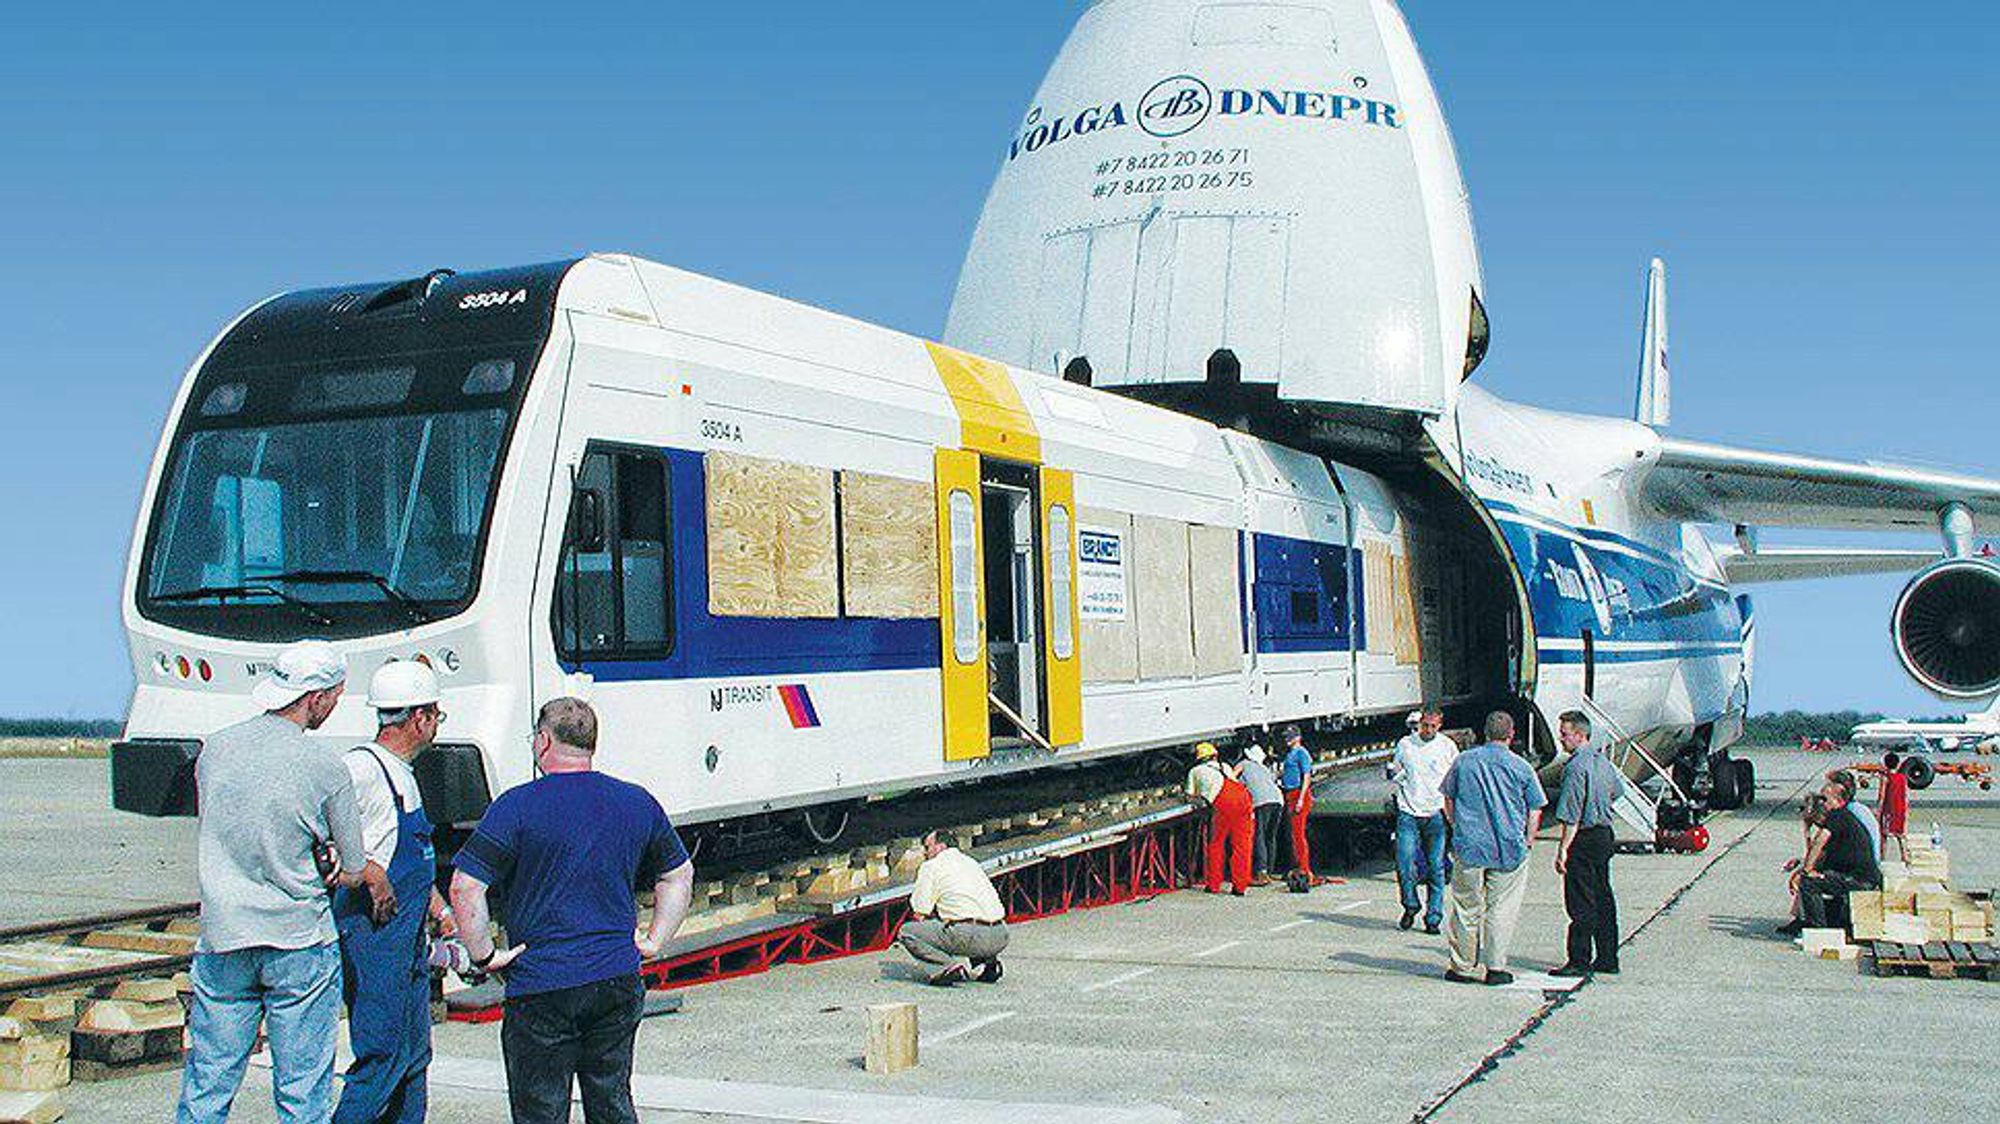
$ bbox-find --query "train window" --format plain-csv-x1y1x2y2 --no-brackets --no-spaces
554,446,673,660
947,489,980,664
1048,503,1074,660
1290,588,1320,627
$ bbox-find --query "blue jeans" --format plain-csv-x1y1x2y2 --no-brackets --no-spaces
177,941,343,1124
1395,811,1449,925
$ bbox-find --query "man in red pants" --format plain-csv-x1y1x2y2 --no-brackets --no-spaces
1279,725,1316,879
1186,743,1254,895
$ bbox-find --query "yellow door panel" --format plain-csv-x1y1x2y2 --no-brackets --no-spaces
935,448,990,761
926,342,1043,464
1039,467,1083,747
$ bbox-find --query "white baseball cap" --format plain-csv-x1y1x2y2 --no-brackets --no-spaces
252,640,348,711
1244,744,1267,764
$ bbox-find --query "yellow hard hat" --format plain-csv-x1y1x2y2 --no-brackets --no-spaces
1194,742,1218,761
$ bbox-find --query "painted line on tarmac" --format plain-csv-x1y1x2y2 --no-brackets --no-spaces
1406,769,1814,1123
422,1053,1182,1123
1081,966,1159,993
1193,939,1244,958
929,1010,1019,1044
1266,918,1315,933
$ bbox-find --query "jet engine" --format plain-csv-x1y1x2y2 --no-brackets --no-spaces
1893,558,2000,698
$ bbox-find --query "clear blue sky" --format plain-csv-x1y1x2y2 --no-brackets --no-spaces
2,3,1993,719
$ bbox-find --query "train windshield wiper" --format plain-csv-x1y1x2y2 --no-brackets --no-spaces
263,570,433,625
151,584,337,627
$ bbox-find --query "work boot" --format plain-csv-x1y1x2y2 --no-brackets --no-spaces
1443,968,1484,985
929,964,970,987
1592,961,1621,975
975,959,1004,984
1774,919,1804,938
1482,970,1515,987
1549,964,1591,979
1399,908,1417,930
1251,874,1273,887
1424,921,1441,936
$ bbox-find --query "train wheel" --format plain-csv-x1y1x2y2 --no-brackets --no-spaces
799,804,853,845
1902,756,1937,791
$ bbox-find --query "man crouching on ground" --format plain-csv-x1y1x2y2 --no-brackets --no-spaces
450,698,695,1124
898,830,1009,986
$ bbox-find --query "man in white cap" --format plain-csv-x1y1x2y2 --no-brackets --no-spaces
334,660,455,1124
178,640,372,1124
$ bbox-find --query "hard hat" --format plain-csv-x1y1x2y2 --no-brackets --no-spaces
1194,742,1218,761
368,660,441,710
252,640,347,711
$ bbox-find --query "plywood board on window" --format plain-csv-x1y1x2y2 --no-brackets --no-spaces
705,452,838,618
1392,552,1422,666
840,472,938,618
1364,542,1395,655
1187,523,1242,677
1079,508,1137,683
1133,515,1195,680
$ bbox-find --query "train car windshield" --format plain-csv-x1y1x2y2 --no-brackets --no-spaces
140,346,530,640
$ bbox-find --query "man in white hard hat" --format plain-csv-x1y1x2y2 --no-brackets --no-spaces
334,660,454,1124
178,640,370,1124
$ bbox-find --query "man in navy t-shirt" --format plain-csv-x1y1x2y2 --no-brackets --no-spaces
450,698,695,1124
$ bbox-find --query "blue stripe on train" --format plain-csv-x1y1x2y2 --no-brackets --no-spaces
567,448,941,683
1249,534,1362,654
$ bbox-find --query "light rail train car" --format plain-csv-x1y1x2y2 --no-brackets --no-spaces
113,254,1508,842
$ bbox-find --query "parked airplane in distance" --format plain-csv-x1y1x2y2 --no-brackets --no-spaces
1850,699,2000,756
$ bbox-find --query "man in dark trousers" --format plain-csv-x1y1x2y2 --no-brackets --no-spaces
450,698,697,1124
1550,711,1627,978
1779,777,1883,935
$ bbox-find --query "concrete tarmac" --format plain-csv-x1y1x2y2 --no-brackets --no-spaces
19,747,1996,1122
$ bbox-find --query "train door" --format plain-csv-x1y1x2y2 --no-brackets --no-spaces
982,462,1043,745
935,450,1080,760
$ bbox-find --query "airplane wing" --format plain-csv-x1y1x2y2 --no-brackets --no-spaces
1641,436,2000,531
1715,546,1940,585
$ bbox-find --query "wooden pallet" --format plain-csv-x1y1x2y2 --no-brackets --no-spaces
1868,940,1998,980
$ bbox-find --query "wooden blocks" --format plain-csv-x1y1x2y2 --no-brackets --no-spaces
0,1018,69,1093
72,989,185,1082
79,929,197,957
864,1003,918,1075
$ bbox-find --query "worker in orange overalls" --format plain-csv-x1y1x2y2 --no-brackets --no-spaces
1186,742,1254,895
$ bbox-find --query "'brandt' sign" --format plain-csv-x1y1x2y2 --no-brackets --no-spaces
1006,74,1402,161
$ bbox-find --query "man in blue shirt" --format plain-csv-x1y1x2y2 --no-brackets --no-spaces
1438,711,1547,986
1277,724,1317,878
450,698,696,1124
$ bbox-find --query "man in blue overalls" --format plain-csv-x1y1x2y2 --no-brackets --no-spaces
334,660,453,1124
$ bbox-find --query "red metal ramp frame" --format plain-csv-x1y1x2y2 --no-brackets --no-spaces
638,808,1201,993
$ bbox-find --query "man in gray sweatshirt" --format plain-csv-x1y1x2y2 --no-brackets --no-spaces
177,641,373,1124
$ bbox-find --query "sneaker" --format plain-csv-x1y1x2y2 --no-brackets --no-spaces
1548,964,1591,979
929,964,970,987
974,959,1004,984
1774,920,1803,938
1443,968,1484,985
1424,921,1441,936
1483,970,1515,987
1399,908,1417,931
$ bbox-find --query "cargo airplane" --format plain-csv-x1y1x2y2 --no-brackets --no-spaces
112,1,2000,845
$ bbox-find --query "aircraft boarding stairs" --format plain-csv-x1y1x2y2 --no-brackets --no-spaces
1576,697,1696,839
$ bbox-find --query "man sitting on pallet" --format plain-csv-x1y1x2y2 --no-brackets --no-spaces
1779,778,1882,937
897,831,1009,986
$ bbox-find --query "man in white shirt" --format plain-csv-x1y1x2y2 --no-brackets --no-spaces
897,830,1008,986
334,660,455,1124
1388,705,1458,933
